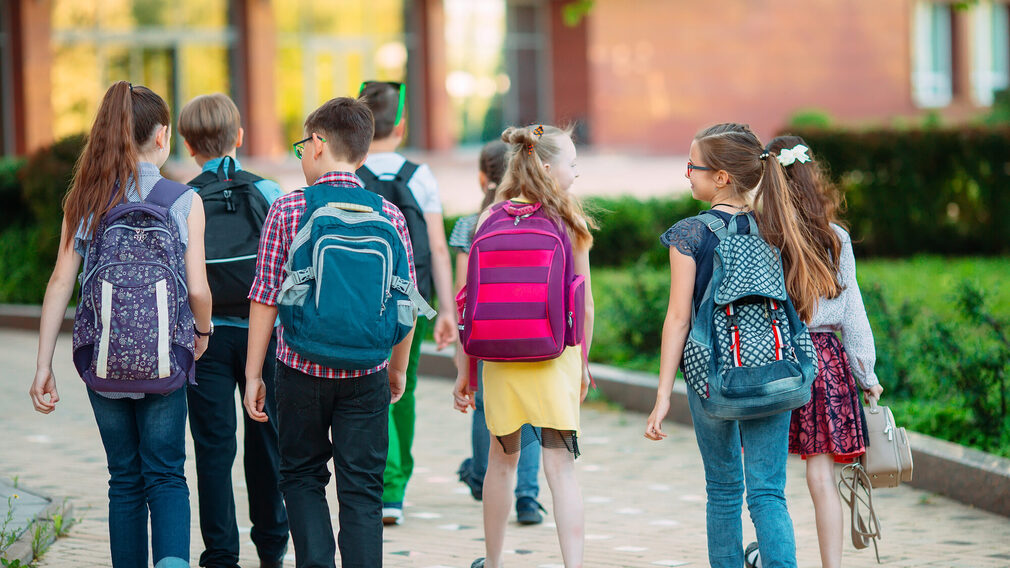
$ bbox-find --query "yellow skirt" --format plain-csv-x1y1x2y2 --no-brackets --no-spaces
482,345,582,437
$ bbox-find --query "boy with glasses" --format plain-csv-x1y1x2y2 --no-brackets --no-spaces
245,97,419,567
357,80,458,525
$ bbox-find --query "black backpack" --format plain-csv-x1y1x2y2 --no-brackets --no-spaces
356,161,432,301
188,157,271,318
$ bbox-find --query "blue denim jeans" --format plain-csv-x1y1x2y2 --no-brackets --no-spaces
187,326,288,567
274,362,390,568
87,387,190,568
688,390,796,568
469,371,540,499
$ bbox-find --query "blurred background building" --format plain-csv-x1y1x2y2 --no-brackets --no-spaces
1,0,1008,158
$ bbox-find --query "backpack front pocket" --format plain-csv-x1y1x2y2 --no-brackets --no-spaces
564,274,586,347
92,269,176,381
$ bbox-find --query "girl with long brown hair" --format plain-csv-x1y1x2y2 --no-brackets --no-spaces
452,125,595,568
742,136,883,568
29,80,211,567
645,122,818,568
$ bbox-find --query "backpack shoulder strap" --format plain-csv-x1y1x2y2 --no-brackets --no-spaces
232,169,264,184
187,170,218,189
396,160,419,183
355,166,379,185
147,178,191,209
696,212,728,241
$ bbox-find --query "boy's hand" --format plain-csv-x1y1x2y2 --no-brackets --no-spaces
389,367,407,404
244,377,269,423
452,372,475,413
433,313,458,350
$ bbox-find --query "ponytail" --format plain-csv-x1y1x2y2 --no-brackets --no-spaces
495,125,596,249
63,81,170,245
694,123,835,321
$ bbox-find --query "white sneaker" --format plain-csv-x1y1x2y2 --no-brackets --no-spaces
382,506,403,526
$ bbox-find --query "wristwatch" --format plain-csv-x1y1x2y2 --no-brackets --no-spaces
194,322,214,338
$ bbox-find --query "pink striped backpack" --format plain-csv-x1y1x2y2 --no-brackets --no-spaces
457,201,585,364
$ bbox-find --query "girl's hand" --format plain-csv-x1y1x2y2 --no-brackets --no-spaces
453,372,475,413
864,384,884,406
433,313,458,350
195,335,209,360
29,368,60,414
580,364,591,403
645,396,670,441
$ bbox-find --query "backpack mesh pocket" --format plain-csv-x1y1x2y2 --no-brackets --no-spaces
682,337,711,398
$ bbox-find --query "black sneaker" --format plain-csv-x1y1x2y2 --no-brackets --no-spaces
470,558,485,568
457,458,483,501
516,496,546,525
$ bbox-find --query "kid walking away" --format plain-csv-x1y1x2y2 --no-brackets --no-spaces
243,96,433,568
30,80,212,568
454,124,596,568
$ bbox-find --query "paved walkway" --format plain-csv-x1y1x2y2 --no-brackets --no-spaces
2,328,1009,567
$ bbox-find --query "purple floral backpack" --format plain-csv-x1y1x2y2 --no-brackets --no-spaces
72,179,196,394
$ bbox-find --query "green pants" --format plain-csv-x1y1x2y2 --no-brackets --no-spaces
382,316,427,504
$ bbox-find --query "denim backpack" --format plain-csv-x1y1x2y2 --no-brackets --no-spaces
72,179,196,394
276,184,435,370
458,201,586,363
681,212,818,420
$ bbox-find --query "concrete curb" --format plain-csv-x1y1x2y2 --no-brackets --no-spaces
4,304,1008,518
0,482,72,566
421,343,1010,518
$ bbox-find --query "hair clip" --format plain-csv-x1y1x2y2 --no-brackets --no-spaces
527,125,545,155
776,144,810,167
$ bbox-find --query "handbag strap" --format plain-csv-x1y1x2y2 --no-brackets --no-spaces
838,463,882,563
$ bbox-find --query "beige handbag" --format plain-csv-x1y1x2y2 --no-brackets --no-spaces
861,401,914,488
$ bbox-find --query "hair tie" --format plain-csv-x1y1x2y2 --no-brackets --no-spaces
128,82,134,93
758,151,770,161
527,125,545,155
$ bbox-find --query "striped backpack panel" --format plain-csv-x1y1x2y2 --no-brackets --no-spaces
460,201,581,362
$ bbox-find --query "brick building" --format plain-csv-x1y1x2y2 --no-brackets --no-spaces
1,0,1006,157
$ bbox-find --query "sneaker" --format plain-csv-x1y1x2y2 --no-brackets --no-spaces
470,558,485,568
382,503,403,526
744,541,761,568
457,458,483,501
515,496,546,525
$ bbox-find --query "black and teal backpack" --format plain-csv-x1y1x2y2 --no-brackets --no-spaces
681,212,819,420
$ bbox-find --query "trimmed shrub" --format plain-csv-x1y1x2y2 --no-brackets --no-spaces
785,126,1010,256
0,157,26,230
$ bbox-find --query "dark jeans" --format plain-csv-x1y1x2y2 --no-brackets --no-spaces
275,362,390,568
87,387,190,568
187,326,288,567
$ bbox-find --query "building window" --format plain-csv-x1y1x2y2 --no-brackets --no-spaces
972,1,1010,106
912,2,954,108
444,0,507,144
504,0,550,128
273,0,407,148
50,0,233,151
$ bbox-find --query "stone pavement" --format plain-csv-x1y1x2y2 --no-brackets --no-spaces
2,328,1009,567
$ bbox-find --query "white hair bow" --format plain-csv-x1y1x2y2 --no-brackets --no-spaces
776,144,811,167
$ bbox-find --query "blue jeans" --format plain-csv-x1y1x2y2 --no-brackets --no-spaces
274,362,389,568
468,371,540,499
688,390,796,568
88,387,190,568
187,327,288,567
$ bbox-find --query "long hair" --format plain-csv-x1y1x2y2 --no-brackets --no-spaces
767,135,845,300
694,123,835,322
63,81,170,245
495,124,596,249
471,139,509,241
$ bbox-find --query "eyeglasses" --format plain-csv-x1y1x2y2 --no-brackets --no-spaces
360,81,406,127
293,134,326,159
687,160,713,176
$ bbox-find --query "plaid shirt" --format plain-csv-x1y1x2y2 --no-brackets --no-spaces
248,171,416,378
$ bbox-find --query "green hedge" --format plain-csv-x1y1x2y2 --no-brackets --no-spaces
786,126,1010,256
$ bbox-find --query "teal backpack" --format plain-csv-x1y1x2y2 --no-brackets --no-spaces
681,212,818,420
276,184,435,370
